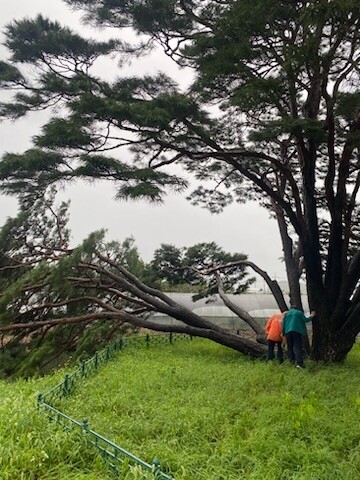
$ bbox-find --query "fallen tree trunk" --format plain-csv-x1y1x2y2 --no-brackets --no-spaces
1,252,269,359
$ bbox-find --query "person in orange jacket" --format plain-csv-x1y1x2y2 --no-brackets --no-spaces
265,312,285,364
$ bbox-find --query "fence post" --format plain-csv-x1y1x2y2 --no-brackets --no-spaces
82,418,89,432
146,333,150,348
37,393,43,411
94,352,99,369
106,346,110,361
152,458,161,478
63,374,70,397
169,332,173,344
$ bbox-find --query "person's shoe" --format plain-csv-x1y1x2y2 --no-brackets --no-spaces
296,364,305,369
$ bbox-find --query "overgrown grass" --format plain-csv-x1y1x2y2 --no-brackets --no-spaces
1,339,359,479
63,340,360,480
0,370,113,479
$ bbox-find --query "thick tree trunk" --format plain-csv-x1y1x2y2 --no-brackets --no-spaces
310,306,359,362
115,310,267,357
203,329,267,357
311,331,357,362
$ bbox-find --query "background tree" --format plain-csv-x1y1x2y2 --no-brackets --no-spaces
149,241,254,298
149,244,185,288
0,1,359,361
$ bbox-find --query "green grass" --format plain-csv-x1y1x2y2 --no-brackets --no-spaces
1,339,360,479
63,340,360,480
0,370,113,480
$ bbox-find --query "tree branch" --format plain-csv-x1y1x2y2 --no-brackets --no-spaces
215,273,266,343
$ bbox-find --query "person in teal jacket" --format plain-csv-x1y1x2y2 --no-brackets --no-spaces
282,307,316,368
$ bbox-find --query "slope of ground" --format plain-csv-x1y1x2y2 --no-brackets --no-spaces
64,340,360,480
1,339,359,479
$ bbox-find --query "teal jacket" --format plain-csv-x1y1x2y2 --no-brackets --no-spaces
282,308,312,336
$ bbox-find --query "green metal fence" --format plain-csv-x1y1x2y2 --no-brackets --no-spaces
38,333,192,479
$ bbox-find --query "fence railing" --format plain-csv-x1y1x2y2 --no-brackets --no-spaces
38,333,192,479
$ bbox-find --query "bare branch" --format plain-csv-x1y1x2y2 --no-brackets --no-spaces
215,273,266,343
179,260,288,312
0,312,118,332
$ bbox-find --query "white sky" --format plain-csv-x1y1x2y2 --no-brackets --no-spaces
0,0,286,284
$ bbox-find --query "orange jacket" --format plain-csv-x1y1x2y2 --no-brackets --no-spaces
265,313,284,342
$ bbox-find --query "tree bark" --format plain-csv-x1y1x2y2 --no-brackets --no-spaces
273,206,303,310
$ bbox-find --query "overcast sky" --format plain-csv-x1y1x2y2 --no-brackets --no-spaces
0,0,286,285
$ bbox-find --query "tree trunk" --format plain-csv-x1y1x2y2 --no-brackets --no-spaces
311,331,357,362
310,307,359,362
114,310,267,357
274,206,303,310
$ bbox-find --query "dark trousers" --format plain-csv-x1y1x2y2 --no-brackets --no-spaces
286,331,304,367
267,340,283,363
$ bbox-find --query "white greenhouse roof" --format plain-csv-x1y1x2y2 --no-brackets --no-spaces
150,293,309,319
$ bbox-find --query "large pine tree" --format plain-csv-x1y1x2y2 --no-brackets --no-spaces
0,1,359,361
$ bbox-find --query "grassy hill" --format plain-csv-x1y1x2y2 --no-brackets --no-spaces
1,339,360,479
